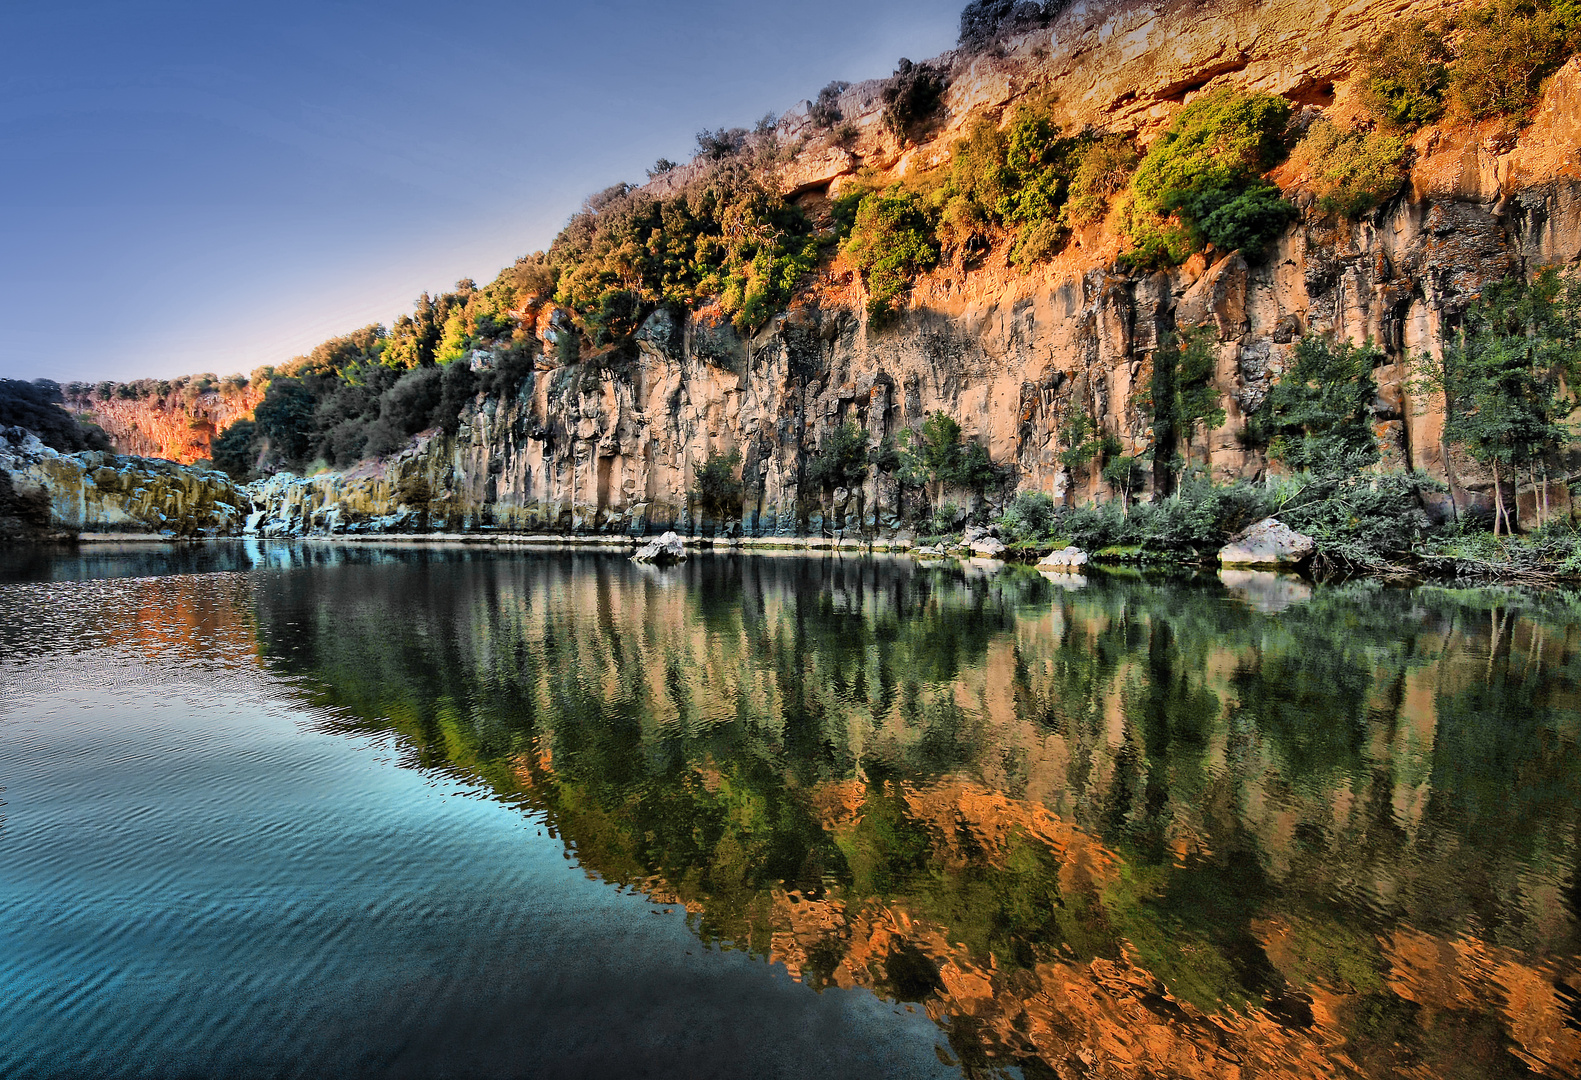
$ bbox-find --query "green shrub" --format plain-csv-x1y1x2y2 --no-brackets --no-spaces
1449,0,1578,120
1289,122,1408,216
880,58,947,140
1123,87,1294,267
1360,19,1452,129
996,490,1058,541
805,421,871,494
1262,336,1381,471
843,189,939,319
692,448,744,527
1061,135,1138,229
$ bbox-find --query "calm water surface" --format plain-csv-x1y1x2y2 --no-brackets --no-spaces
2,543,1579,1079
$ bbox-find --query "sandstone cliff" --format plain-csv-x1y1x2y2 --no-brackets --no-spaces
236,0,1581,537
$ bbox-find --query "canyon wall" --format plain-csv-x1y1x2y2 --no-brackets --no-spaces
238,0,1581,537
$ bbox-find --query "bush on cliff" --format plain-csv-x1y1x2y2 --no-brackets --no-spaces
804,421,871,496
842,189,939,319
1288,122,1408,216
1361,1,1580,128
692,448,744,530
1260,336,1382,471
1122,87,1295,268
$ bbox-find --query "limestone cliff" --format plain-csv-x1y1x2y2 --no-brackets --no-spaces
0,427,248,540
237,0,1581,537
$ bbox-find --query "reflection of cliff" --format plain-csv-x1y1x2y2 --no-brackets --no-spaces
248,551,1581,1077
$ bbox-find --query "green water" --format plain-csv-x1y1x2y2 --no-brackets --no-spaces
4,544,1579,1078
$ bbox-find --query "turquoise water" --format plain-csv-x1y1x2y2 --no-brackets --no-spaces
3,543,1581,1078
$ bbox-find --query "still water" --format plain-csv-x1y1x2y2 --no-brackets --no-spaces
2,543,1579,1079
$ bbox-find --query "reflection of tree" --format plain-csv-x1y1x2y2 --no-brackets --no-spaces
248,550,1581,1079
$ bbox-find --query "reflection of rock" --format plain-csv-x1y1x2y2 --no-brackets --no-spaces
1037,546,1089,571
1220,569,1312,613
1218,517,1315,568
632,530,687,564
1038,570,1088,589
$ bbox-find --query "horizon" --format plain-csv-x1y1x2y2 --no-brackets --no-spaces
0,0,960,384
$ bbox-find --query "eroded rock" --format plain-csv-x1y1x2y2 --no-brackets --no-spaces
632,531,687,564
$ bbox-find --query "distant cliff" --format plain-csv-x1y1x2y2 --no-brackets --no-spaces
64,376,264,465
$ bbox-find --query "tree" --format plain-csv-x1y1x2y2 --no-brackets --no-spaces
805,421,870,494
1146,325,1223,497
843,189,939,320
691,448,744,532
1414,269,1581,533
1264,336,1382,472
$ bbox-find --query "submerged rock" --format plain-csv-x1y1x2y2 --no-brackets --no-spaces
1218,518,1316,568
1037,546,1089,571
632,531,687,564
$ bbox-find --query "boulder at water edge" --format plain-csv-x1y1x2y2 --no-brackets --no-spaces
970,536,1007,557
1218,518,1316,568
1038,546,1089,571
632,531,687,564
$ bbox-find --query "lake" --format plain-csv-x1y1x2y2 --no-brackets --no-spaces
2,543,1578,1078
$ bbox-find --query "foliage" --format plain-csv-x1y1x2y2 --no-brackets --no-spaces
1360,19,1453,129
1360,2,1580,128
1062,135,1139,229
804,421,871,494
1145,325,1223,495
842,189,939,319
1413,268,1581,533
1289,121,1408,216
691,448,744,525
809,81,849,128
880,58,948,141
957,0,1069,51
549,163,821,337
0,379,111,453
996,490,1058,541
1123,87,1294,268
1448,0,1579,120
210,420,257,482
1262,336,1382,471
1269,466,1440,572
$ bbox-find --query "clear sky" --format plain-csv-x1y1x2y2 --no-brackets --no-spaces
0,0,962,383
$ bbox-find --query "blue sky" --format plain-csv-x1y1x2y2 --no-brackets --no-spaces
0,0,961,383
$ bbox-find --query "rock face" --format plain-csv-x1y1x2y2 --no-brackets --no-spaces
236,0,1581,539
0,427,248,540
1218,518,1317,567
632,531,687,564
65,383,263,465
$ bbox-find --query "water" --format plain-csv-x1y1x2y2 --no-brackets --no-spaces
2,544,1579,1078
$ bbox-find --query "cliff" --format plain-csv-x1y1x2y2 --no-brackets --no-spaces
0,427,248,541
64,380,265,465
222,0,1581,536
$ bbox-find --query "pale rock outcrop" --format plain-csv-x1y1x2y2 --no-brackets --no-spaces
0,427,246,539
632,531,687,564
1038,546,1090,571
1218,517,1317,567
